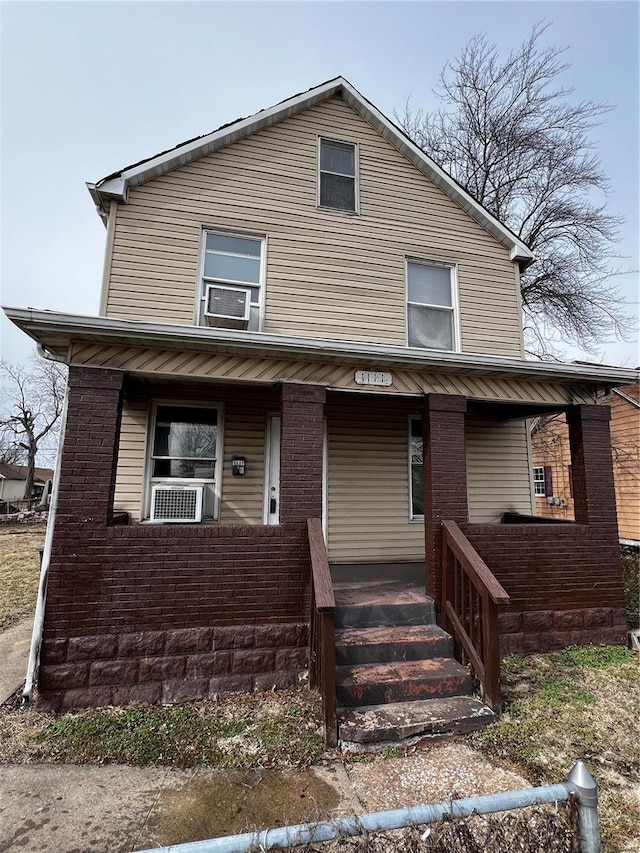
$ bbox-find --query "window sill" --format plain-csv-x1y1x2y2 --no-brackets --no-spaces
316,204,359,216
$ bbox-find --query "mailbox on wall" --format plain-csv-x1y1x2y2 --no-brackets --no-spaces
232,455,246,476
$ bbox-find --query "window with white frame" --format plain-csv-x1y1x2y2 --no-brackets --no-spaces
409,417,424,518
533,466,546,496
407,261,457,351
318,138,357,211
198,232,263,331
148,405,220,521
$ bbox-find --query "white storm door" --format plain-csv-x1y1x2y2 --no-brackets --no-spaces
265,415,281,524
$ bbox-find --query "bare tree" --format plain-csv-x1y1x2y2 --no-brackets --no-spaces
0,357,67,499
0,433,24,466
398,21,630,356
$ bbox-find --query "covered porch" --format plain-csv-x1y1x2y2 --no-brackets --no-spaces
4,308,629,733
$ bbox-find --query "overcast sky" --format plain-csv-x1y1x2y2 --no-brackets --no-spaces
1,0,638,369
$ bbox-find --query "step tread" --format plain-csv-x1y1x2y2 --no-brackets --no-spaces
333,581,431,609
336,624,450,647
339,696,495,744
337,657,468,687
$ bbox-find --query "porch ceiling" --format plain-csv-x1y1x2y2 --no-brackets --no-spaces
466,399,570,420
5,307,638,392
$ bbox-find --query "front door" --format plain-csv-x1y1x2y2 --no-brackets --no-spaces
265,415,280,524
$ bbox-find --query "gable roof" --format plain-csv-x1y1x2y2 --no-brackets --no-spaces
87,77,534,266
0,463,54,483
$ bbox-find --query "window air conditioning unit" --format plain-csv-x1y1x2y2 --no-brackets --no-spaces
150,485,204,523
204,284,250,329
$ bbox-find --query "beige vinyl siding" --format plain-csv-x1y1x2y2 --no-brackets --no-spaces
113,400,148,519
219,408,267,525
466,415,534,523
326,401,424,564
106,96,524,357
113,398,267,524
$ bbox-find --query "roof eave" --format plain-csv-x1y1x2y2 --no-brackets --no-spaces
4,307,637,389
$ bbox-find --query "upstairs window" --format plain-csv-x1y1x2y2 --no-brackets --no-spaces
319,138,357,211
199,232,263,331
407,261,457,351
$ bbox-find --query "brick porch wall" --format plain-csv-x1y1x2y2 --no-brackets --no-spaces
38,368,325,711
431,399,626,653
462,523,627,654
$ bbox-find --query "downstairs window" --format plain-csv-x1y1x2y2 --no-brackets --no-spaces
147,404,221,522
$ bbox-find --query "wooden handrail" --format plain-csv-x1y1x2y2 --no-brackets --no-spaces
442,520,510,604
307,518,337,747
441,520,510,712
307,518,335,612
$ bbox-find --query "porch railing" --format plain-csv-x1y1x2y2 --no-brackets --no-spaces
307,517,337,747
441,520,510,712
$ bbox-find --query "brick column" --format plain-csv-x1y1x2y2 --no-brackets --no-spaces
567,404,618,529
55,366,125,527
279,384,326,524
422,393,468,603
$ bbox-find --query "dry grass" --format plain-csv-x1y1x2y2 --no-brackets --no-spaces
0,688,327,768
0,527,43,630
475,646,640,853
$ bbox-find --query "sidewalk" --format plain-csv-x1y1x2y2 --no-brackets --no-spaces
0,616,32,705
0,745,529,853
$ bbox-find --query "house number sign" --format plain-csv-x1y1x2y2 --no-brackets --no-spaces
354,370,393,387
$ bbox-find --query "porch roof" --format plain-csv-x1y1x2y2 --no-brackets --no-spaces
4,307,638,392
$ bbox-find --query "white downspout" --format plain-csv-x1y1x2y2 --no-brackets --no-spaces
22,383,69,703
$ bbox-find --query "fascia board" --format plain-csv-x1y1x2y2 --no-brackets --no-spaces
612,388,640,408
4,307,638,388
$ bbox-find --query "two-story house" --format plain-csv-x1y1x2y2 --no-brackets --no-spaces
5,78,635,745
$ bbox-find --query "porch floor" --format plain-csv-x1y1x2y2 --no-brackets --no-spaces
331,562,432,629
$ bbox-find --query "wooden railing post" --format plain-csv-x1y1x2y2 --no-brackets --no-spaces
321,612,337,748
307,518,337,747
482,597,501,712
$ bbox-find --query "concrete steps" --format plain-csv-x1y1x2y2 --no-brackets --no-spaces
331,564,495,746
339,696,495,743
336,658,472,707
336,624,453,666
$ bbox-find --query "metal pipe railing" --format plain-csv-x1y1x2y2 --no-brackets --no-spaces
134,761,600,853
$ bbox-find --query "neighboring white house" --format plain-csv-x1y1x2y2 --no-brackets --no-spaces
0,464,54,504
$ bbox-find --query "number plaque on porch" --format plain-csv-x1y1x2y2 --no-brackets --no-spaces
354,370,393,387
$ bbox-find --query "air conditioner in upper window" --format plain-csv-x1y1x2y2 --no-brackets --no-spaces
204,284,250,329
150,484,204,523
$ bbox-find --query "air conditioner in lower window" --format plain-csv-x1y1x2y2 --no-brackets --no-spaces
204,284,250,329
150,485,204,523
